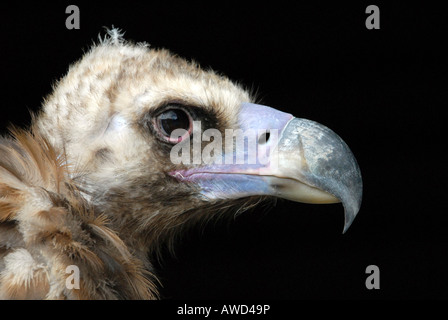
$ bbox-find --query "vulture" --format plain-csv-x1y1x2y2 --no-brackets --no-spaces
0,29,362,299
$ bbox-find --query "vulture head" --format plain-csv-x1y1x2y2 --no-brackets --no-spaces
0,30,362,299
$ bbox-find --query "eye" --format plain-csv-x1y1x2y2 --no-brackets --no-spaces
155,107,192,143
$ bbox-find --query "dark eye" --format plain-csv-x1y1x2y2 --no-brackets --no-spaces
156,108,192,143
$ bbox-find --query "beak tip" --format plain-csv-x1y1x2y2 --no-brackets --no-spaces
277,117,363,234
342,218,353,234
341,191,362,234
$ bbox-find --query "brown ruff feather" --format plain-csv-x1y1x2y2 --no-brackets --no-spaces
0,127,158,299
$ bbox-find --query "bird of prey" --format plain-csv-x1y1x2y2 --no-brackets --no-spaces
0,30,362,299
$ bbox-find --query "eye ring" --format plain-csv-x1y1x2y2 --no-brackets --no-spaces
154,106,193,144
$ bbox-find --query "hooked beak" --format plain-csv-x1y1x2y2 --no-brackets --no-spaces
171,103,363,233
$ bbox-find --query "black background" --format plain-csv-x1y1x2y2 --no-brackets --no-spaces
0,2,446,300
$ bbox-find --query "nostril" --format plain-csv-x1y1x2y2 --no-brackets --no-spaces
258,130,270,145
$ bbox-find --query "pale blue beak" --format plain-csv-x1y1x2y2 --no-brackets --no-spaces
171,103,363,233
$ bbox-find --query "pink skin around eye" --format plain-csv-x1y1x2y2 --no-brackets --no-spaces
154,109,193,144
166,128,191,143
